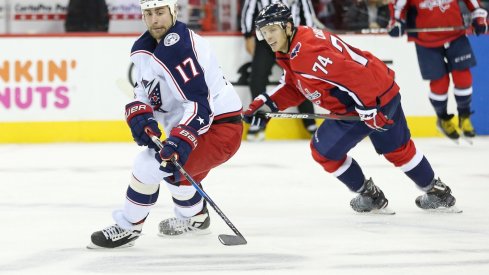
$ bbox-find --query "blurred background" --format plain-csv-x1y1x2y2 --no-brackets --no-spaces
0,0,488,143
0,0,488,34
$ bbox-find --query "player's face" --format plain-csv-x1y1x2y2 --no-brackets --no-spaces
143,7,173,42
260,24,288,53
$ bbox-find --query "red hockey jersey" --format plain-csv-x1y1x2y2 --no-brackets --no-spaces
269,26,399,116
390,0,482,47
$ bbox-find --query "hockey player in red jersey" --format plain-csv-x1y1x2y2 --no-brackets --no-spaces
244,2,460,214
88,0,243,249
388,0,488,142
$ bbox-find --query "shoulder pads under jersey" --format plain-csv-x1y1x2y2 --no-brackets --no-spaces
152,22,194,64
131,31,158,54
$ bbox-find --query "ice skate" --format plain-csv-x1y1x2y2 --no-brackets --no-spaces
416,178,461,213
246,124,265,141
459,115,475,145
350,178,395,215
158,207,211,237
87,223,142,249
436,115,460,143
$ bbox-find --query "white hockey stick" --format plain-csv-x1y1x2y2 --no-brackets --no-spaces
145,128,247,246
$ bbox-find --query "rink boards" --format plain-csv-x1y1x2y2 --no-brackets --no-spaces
0,34,488,143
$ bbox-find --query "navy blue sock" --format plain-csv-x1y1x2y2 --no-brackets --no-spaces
429,98,449,118
404,156,435,189
455,94,472,117
337,158,365,192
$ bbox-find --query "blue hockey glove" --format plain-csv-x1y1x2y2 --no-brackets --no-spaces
125,101,161,150
355,106,394,132
155,125,198,173
243,93,279,128
388,19,406,38
471,8,488,36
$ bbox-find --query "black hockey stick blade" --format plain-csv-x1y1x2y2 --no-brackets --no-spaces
218,234,248,246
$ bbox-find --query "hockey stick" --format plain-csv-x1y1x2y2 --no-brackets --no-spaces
405,25,467,33
337,26,467,35
262,111,360,121
144,128,247,246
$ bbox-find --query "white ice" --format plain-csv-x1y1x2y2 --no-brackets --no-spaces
1,137,489,275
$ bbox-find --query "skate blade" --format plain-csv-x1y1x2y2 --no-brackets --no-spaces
355,207,396,215
86,241,135,249
423,206,463,214
436,126,460,144
370,207,396,215
246,135,265,142
157,228,211,238
246,131,265,142
461,135,474,145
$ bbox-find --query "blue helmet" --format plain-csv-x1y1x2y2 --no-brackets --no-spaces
255,2,293,40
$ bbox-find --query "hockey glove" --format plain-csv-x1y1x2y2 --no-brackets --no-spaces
471,8,488,36
155,125,198,173
388,19,406,38
125,101,161,150
355,106,394,132
243,93,279,128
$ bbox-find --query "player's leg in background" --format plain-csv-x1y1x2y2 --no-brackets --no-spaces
297,100,318,136
446,35,477,138
248,39,276,141
369,101,457,210
310,119,389,212
415,43,460,141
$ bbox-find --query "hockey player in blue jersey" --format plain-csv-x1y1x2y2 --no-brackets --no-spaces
88,0,243,249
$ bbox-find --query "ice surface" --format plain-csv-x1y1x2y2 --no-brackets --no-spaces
1,138,488,274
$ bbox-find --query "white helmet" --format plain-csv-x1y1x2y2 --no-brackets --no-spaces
140,0,178,19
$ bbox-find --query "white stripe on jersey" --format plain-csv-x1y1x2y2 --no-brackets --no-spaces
131,50,152,57
152,55,188,100
468,0,481,9
241,0,261,34
300,73,364,107
394,0,408,19
182,101,198,125
267,72,287,97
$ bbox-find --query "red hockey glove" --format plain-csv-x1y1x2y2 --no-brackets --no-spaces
471,8,488,36
355,107,394,132
243,93,278,128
